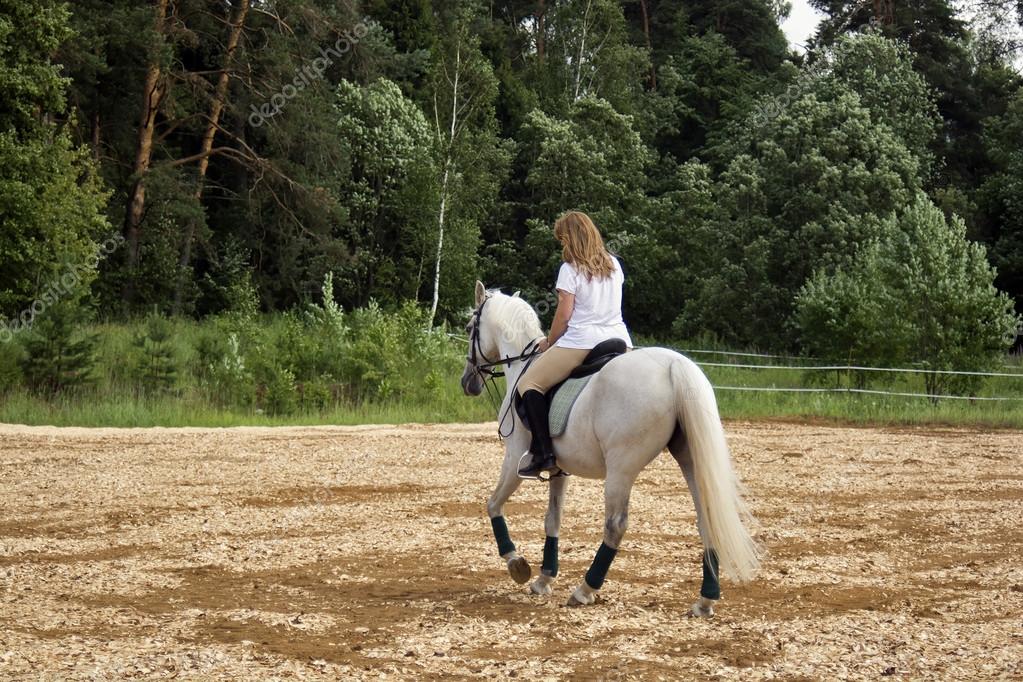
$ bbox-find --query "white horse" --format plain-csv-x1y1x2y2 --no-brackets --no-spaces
460,283,760,613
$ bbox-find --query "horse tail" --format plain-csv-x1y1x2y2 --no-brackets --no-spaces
670,358,761,583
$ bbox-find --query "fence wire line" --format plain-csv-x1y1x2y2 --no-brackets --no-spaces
694,360,1023,378
651,346,1021,370
713,385,1023,402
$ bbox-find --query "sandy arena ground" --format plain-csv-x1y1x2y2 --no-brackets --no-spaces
0,420,1021,680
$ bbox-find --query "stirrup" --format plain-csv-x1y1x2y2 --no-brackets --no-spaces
536,466,568,482
517,451,567,482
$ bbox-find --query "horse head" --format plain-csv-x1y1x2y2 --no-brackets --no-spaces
461,281,494,396
461,281,542,397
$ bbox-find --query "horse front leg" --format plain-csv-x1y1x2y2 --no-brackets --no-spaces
530,473,569,596
567,469,637,606
487,446,530,584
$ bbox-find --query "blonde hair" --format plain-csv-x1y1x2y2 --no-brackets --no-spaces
553,211,614,280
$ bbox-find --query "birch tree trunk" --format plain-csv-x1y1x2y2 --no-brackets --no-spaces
574,0,592,101
123,0,170,304
173,0,251,314
427,42,461,329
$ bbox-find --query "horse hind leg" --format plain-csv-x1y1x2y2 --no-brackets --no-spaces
567,468,637,607
669,429,719,618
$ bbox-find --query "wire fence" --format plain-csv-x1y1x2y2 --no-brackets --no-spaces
712,385,1023,402
676,349,1023,402
448,334,1023,402
694,360,1023,378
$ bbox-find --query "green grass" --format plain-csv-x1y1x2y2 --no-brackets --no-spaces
1,316,1020,429
692,346,1023,429
0,381,493,428
713,387,1023,429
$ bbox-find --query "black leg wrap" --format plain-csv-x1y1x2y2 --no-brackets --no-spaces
701,549,721,600
584,542,618,590
541,536,559,577
491,516,515,556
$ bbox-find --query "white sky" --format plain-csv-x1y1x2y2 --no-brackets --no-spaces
781,0,826,53
779,1,1022,70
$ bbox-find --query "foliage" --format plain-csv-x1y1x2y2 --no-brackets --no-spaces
128,314,178,393
0,0,110,319
0,0,1019,392
19,301,97,395
978,87,1023,312
818,31,941,175
679,86,923,348
332,78,437,308
796,195,1020,397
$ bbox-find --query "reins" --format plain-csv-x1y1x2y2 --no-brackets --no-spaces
467,297,542,439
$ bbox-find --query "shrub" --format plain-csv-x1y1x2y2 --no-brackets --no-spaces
0,336,23,393
258,363,298,416
796,195,1021,397
199,332,254,408
19,302,96,395
128,314,178,393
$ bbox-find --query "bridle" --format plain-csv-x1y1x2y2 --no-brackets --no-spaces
466,296,542,437
466,297,542,379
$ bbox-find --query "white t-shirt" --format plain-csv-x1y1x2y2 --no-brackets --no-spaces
554,258,633,349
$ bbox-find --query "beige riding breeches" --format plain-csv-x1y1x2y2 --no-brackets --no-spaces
517,346,591,396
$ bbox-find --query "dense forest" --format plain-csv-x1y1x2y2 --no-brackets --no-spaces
2,0,1022,369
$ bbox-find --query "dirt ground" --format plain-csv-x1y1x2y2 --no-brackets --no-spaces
0,420,1021,680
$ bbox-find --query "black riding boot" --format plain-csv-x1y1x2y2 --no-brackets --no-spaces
518,389,559,478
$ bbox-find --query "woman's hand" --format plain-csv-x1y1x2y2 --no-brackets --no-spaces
537,337,550,352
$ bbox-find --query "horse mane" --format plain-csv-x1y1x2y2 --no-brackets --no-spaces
485,290,543,343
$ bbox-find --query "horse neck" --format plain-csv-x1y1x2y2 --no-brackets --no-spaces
498,337,531,389
491,309,540,390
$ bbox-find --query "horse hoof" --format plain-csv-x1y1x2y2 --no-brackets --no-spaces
530,575,554,596
566,584,597,607
690,597,715,618
507,555,531,584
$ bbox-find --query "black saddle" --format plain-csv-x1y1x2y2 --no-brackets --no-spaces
515,338,628,423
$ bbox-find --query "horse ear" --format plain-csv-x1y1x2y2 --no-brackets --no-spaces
512,290,521,298
474,280,486,307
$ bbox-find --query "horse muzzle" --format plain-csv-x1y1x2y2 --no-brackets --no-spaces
461,366,484,396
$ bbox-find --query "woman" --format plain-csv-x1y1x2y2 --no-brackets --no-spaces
517,211,633,479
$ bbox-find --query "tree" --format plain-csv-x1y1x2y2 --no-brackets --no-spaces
424,6,510,327
796,194,1020,397
122,0,170,303
332,78,437,308
808,0,1022,229
527,0,650,115
818,31,941,176
19,301,97,395
646,31,761,162
0,0,110,320
173,0,251,314
679,87,924,348
129,314,178,393
978,87,1023,313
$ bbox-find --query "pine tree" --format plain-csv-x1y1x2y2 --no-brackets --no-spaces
19,302,96,395
129,314,178,393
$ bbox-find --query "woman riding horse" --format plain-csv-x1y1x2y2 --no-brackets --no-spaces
516,211,633,479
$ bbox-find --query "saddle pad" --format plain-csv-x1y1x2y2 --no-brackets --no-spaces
549,374,594,437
